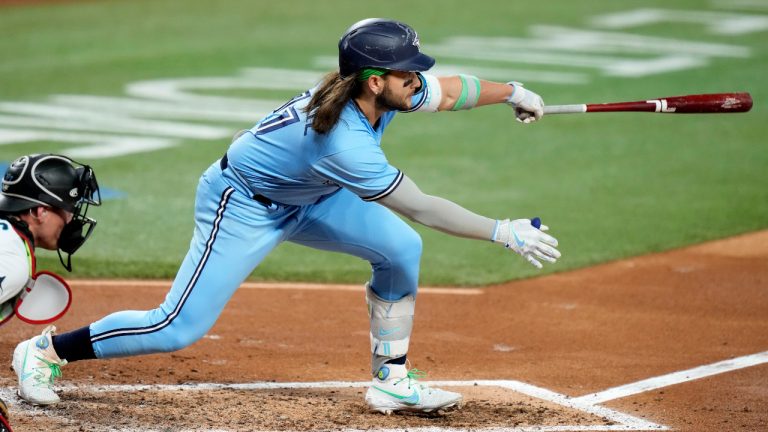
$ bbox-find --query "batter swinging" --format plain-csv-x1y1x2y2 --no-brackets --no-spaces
13,18,560,414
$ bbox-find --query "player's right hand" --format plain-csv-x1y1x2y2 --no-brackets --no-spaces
494,218,560,268
506,82,544,123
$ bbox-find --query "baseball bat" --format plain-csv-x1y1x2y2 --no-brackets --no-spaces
543,92,752,115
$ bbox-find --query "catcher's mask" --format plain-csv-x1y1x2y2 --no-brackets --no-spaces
0,154,101,271
338,18,435,78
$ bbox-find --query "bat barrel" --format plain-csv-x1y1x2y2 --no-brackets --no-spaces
664,92,753,113
586,92,753,114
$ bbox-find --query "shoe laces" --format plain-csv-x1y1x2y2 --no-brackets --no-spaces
33,356,63,387
395,368,428,390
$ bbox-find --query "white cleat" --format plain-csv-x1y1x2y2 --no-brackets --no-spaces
365,364,462,415
12,325,67,405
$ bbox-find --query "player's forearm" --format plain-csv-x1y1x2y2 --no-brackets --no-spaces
436,76,513,111
378,174,496,241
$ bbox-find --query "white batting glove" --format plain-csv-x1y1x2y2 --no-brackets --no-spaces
506,82,544,124
493,218,560,269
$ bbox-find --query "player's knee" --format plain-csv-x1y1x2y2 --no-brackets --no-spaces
368,227,422,298
393,233,422,280
160,331,203,352
390,228,422,262
158,320,210,352
371,228,422,266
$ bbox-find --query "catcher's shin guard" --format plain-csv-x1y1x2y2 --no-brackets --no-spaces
366,283,415,374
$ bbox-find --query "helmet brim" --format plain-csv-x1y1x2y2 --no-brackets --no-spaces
0,194,39,213
388,52,436,73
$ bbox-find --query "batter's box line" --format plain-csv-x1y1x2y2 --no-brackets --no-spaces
0,380,661,432
4,350,768,431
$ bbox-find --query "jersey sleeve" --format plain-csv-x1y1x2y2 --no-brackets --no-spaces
313,142,403,202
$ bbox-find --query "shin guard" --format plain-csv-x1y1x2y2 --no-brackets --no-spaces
366,283,415,374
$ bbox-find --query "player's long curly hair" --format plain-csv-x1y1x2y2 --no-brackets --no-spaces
305,72,361,134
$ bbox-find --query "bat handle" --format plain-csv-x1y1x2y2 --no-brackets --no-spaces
531,217,541,229
543,104,587,114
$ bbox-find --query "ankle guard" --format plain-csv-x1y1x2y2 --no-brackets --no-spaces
366,283,415,374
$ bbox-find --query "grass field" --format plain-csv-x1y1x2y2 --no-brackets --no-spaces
0,0,766,285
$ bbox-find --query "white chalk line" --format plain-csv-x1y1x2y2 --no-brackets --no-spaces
1,380,664,431
573,349,768,405
6,349,768,431
3,384,637,431
69,279,484,296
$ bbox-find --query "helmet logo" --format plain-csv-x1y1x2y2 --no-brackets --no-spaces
10,156,27,169
4,155,28,183
413,32,420,48
69,188,79,198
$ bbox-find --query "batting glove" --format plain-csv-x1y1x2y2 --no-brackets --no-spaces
493,218,560,269
506,82,544,124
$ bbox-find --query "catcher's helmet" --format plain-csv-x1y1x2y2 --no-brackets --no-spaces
0,154,99,213
1,154,101,271
338,18,435,77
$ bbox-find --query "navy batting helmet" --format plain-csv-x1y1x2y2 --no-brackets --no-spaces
338,18,435,77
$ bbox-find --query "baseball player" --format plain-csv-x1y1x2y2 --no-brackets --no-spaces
1,154,101,428
13,19,560,414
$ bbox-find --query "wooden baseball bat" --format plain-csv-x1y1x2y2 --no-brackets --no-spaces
543,92,753,115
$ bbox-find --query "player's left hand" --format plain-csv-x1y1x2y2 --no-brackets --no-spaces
494,218,560,268
506,82,544,124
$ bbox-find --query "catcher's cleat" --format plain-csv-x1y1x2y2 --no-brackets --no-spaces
12,326,67,406
365,364,462,415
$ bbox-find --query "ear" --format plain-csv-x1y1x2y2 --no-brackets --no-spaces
368,75,386,95
21,206,45,224
31,206,47,219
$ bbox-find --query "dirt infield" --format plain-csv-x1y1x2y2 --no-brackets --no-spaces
1,231,767,431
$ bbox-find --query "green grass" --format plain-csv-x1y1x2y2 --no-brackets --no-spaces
2,0,767,285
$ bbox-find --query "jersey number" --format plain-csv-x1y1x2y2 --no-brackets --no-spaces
254,91,311,135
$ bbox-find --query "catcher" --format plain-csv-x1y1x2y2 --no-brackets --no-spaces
0,154,100,426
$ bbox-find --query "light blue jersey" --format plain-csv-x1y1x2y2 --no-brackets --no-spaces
88,84,431,358
227,87,411,205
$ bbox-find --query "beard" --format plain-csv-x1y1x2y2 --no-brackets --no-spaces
375,84,410,112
